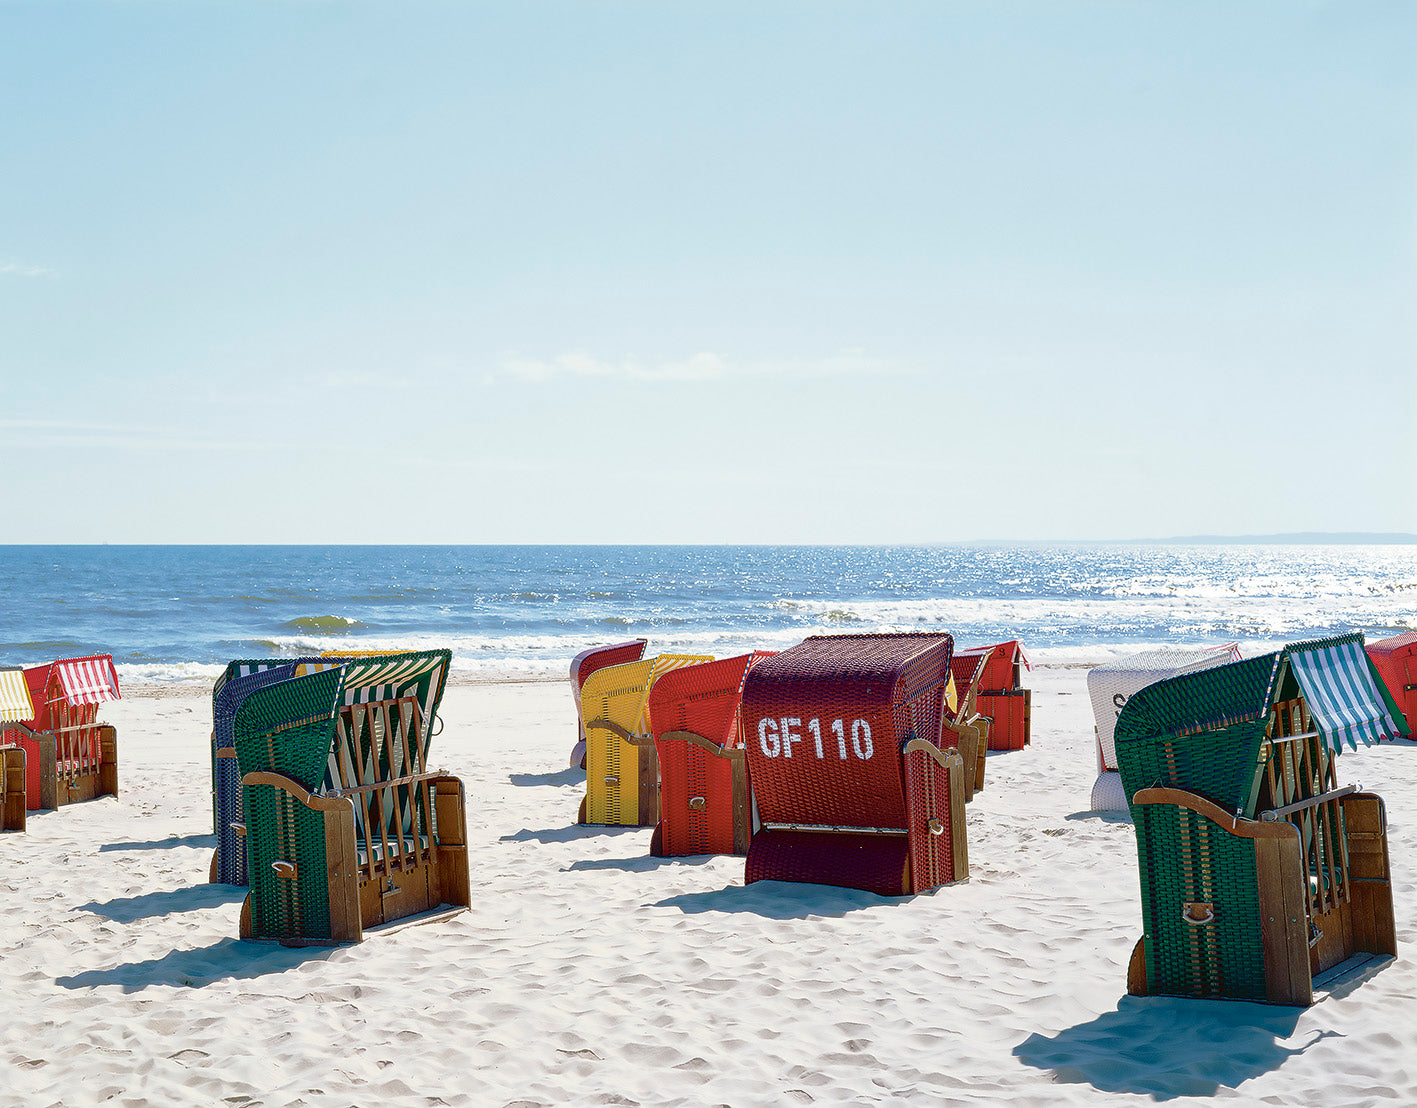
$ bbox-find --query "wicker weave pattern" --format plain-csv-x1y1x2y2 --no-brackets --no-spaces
744,830,911,896
1114,653,1281,817
742,634,962,895
1136,802,1266,1001
233,669,344,942
1367,631,1417,734
744,634,951,830
211,663,298,885
648,654,757,857
581,657,655,825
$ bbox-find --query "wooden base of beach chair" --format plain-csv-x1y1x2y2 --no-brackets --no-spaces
240,773,470,947
1,746,26,832
26,724,118,810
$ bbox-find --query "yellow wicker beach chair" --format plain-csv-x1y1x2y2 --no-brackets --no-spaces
0,667,34,831
578,652,713,827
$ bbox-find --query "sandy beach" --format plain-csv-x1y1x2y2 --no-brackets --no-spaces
2,663,1413,1107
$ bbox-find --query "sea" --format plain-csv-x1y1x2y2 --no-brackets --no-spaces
0,544,1412,686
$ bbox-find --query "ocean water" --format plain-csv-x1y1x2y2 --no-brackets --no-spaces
0,544,1412,686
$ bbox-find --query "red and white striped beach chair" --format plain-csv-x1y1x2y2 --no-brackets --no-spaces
2,655,121,810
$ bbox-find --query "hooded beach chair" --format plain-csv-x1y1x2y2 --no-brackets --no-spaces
3,654,120,810
569,639,648,768
0,667,35,831
943,645,995,800
1086,644,1241,812
974,639,1033,751
741,633,968,896
234,649,469,944
1113,634,1406,1005
578,652,713,827
1366,631,1417,735
646,651,775,857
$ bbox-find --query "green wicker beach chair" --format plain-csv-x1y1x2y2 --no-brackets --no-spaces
1114,634,1405,1005
234,650,470,945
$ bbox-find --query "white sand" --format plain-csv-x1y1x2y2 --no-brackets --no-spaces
2,664,1414,1107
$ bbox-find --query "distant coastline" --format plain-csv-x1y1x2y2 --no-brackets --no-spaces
1136,532,1417,545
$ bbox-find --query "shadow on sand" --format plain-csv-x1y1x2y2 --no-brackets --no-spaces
99,833,217,852
56,938,334,993
78,882,246,924
500,824,645,845
567,852,717,874
1013,996,1323,1100
653,878,909,921
509,767,582,788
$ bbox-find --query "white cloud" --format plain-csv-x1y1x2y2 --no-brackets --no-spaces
498,349,909,384
0,260,51,277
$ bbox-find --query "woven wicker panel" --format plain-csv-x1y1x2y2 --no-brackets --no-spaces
649,654,756,856
233,668,344,789
1088,647,1238,771
581,658,656,825
903,742,957,891
745,829,911,896
244,779,333,942
211,664,299,886
1115,653,1281,818
1367,631,1417,734
1135,802,1267,1001
743,634,952,830
233,669,344,943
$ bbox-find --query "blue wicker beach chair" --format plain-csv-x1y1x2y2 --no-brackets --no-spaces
1113,633,1407,1005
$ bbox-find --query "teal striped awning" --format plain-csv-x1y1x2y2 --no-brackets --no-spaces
1286,635,1403,753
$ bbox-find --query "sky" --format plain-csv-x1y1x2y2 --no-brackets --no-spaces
3,1,1415,544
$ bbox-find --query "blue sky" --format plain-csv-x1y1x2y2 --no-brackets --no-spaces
3,1,1414,543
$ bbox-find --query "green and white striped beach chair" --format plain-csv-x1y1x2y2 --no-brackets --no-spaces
1114,633,1406,1005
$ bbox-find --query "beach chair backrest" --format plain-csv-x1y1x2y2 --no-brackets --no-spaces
1089,645,1240,772
743,633,953,831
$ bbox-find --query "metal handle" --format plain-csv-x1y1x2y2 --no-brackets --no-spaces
272,861,296,879
1182,901,1214,925
928,818,944,836
688,796,706,810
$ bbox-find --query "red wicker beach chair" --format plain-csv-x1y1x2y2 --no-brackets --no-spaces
3,655,120,810
568,640,648,768
647,651,775,857
973,639,1033,751
1367,631,1417,735
742,633,968,896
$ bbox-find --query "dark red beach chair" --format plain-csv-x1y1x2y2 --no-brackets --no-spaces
742,633,968,896
647,651,775,857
